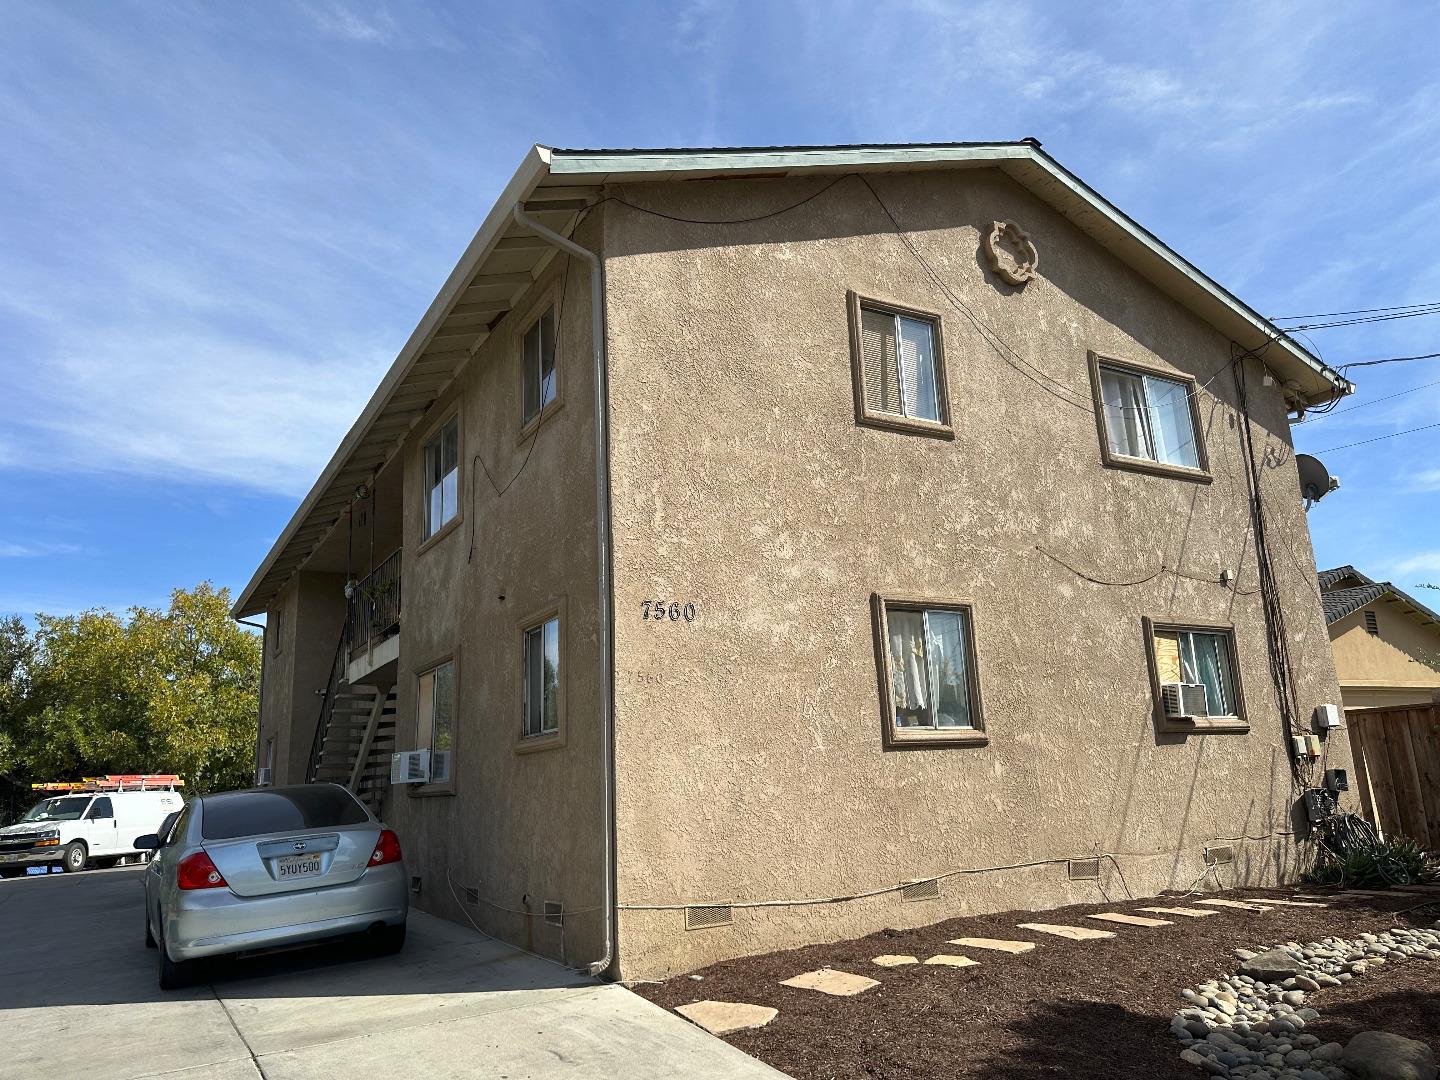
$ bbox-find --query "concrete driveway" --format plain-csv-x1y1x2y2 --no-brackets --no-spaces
0,867,785,1080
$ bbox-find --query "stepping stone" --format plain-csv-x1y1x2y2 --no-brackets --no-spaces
1087,912,1172,927
780,968,879,996
1256,898,1329,907
1018,922,1115,941
871,954,918,967
948,937,1036,954
1392,884,1440,893
1195,898,1272,912
923,954,979,968
1139,906,1220,918
676,1000,778,1035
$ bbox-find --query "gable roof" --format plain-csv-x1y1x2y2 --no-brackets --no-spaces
232,141,1355,618
1318,566,1440,628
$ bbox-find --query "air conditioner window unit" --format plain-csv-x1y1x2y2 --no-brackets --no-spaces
1161,682,1210,718
390,749,431,785
256,767,273,787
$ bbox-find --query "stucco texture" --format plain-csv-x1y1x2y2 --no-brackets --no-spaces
1330,602,1440,709
600,168,1350,980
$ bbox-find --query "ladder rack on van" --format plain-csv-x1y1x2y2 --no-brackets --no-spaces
30,774,186,793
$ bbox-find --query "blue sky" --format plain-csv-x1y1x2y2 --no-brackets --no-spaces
1,0,1438,618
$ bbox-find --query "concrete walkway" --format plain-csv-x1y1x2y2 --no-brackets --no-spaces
0,867,786,1080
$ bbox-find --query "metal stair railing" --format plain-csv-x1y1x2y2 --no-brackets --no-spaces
306,627,349,783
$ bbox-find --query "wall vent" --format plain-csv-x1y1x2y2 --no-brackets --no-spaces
544,901,564,928
684,903,734,930
1364,610,1379,636
1067,858,1102,881
899,878,941,902
1205,845,1236,866
464,886,479,905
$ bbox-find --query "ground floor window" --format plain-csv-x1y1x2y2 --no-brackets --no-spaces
418,659,456,783
523,615,560,740
873,596,986,748
1146,618,1246,730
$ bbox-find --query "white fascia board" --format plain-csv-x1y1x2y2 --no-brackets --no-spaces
548,142,1350,404
232,145,553,617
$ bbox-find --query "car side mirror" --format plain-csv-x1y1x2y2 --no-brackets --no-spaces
133,834,161,851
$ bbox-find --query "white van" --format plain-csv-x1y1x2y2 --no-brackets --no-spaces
0,790,186,876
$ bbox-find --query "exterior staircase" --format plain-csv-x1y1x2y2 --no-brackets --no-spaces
311,683,398,815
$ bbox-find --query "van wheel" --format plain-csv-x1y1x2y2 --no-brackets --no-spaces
157,920,194,990
61,842,88,872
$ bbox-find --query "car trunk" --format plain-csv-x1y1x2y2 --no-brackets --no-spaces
203,825,381,898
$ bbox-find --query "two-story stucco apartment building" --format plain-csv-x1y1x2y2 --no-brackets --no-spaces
234,141,1355,980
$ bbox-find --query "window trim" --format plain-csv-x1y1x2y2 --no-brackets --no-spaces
517,598,567,754
847,291,954,439
871,593,987,749
410,650,459,797
1087,352,1212,483
518,288,564,441
416,406,464,555
1142,616,1249,734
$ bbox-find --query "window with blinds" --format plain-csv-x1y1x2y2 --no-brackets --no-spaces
848,292,949,433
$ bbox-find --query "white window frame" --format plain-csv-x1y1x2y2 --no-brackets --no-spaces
422,413,461,542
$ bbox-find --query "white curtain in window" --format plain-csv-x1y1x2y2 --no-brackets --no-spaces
1146,376,1200,469
897,316,940,422
925,610,973,728
1100,367,1149,458
887,610,929,726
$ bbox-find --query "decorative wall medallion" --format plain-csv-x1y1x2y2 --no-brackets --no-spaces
983,220,1039,285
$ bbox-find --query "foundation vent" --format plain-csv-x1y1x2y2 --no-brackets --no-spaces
1205,845,1236,866
1067,858,1102,881
463,886,479,905
899,878,941,902
544,901,564,928
684,903,734,930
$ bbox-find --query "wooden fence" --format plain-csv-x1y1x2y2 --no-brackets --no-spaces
1345,703,1440,849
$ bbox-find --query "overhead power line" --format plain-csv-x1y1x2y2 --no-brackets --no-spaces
1314,420,1440,454
1271,300,1440,321
1294,378,1440,423
1339,351,1440,371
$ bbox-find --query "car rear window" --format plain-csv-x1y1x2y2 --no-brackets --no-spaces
200,786,368,840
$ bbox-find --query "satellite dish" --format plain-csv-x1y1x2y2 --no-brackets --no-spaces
1297,454,1339,508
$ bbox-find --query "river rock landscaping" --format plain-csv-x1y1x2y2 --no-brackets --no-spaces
1170,926,1439,1080
634,887,1440,1080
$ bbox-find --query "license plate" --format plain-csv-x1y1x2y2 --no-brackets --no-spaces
275,854,322,879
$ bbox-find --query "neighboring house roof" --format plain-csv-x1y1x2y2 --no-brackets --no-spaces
232,141,1356,618
1317,566,1440,628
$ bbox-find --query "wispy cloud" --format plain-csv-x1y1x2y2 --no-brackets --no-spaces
1392,552,1440,579
301,2,397,44
0,540,81,559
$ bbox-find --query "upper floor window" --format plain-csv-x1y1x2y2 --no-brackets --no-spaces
873,596,985,748
522,307,557,427
847,292,952,437
523,614,560,740
1091,355,1207,477
423,415,459,541
418,659,456,785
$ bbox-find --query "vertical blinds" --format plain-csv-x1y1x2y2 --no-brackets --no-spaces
861,307,902,414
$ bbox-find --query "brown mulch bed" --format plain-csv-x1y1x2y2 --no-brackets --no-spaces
631,888,1440,1080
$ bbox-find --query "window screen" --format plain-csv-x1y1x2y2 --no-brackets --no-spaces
419,660,456,783
200,786,367,840
423,416,459,539
885,604,976,730
523,307,557,425
1098,364,1200,469
860,306,941,423
523,616,560,738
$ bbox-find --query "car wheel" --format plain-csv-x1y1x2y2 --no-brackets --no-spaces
0,867,22,879
61,842,88,873
156,919,194,990
372,922,407,956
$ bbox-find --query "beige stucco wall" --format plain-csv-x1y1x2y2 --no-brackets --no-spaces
378,211,608,967
601,168,1350,980
1330,602,1440,709
257,571,348,786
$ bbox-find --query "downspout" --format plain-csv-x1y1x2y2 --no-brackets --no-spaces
511,202,616,978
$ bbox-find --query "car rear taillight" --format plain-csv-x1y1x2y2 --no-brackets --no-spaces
369,829,402,867
176,851,228,891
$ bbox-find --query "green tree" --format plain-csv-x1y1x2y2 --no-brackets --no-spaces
0,583,260,808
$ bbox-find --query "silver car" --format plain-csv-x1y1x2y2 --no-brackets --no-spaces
139,784,408,989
